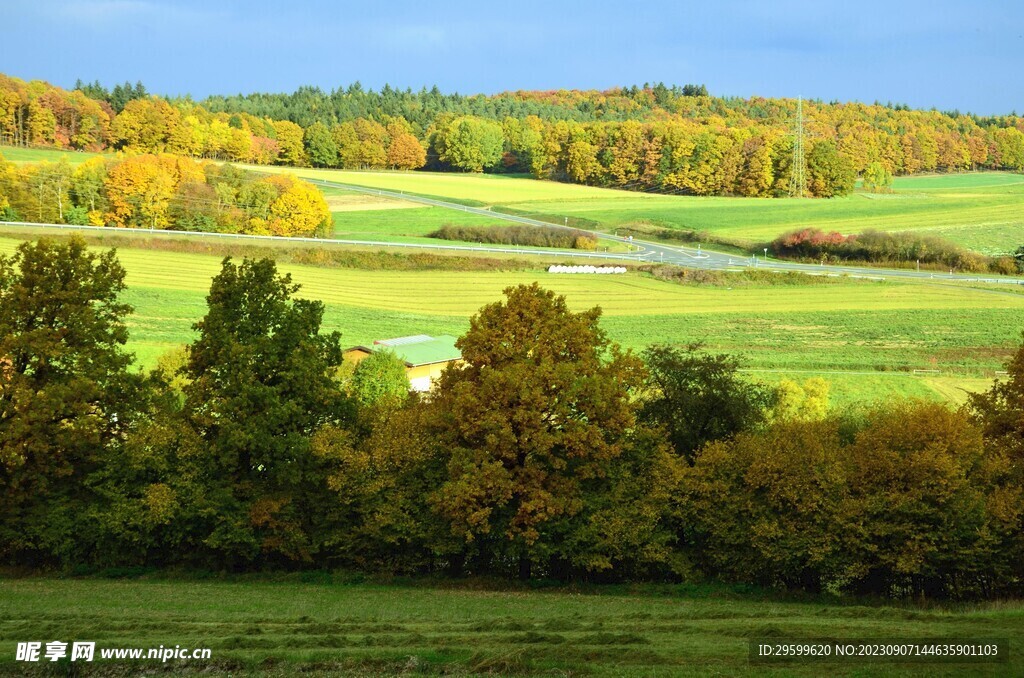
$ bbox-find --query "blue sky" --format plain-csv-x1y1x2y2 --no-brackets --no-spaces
4,0,1022,114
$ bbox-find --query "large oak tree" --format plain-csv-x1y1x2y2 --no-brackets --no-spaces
426,283,679,578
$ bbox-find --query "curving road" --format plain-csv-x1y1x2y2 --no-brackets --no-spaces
3,174,1022,286
304,176,1024,286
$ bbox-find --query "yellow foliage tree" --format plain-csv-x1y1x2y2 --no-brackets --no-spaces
771,377,830,421
224,127,253,162
272,120,305,165
386,132,426,170
168,114,205,156
265,176,331,237
110,98,180,152
103,154,204,229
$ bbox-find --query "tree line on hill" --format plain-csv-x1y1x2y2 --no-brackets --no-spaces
1,237,1022,600
2,73,1024,198
0,153,331,237
4,149,1018,273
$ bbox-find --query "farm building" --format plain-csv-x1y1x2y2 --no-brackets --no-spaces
343,334,461,392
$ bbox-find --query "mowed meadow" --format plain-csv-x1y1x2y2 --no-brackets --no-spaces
0,145,104,166
0,231,1020,405
6,146,1024,255
1,577,1021,677
4,147,1024,403
258,164,1024,255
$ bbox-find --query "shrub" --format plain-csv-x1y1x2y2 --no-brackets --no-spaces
429,224,598,250
768,228,998,272
682,401,1016,599
862,161,894,192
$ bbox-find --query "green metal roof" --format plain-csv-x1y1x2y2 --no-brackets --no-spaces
353,335,461,367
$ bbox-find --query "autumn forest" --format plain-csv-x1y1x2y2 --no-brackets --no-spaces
3,73,1024,199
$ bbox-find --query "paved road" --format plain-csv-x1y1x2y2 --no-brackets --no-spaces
0,220,648,262
305,176,1024,285
4,175,1023,286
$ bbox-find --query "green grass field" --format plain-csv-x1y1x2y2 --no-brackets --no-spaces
1,232,1018,406
322,186,630,252
4,151,1021,405
7,147,1021,255
0,577,1019,676
260,166,1024,255
331,205,515,242
0,145,105,165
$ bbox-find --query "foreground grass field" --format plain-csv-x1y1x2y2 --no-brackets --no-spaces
0,231,1019,406
0,577,1019,676
262,166,1024,255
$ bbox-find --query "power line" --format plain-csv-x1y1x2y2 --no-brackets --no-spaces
0,166,327,215
789,97,806,199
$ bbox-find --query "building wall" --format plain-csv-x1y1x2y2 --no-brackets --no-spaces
406,361,455,392
343,348,373,366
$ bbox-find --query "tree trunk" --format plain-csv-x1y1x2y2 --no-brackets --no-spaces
446,552,465,578
518,549,531,581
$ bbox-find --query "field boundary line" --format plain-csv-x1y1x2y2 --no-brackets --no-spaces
0,221,650,262
741,368,961,377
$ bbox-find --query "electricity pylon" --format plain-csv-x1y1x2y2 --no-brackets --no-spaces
789,96,806,198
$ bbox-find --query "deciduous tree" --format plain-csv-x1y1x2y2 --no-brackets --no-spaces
386,131,426,170
862,160,893,193
178,258,353,565
427,283,677,578
272,120,306,166
265,175,332,237
0,238,145,565
435,116,504,172
807,140,855,197
640,344,776,460
349,349,409,408
304,121,338,168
